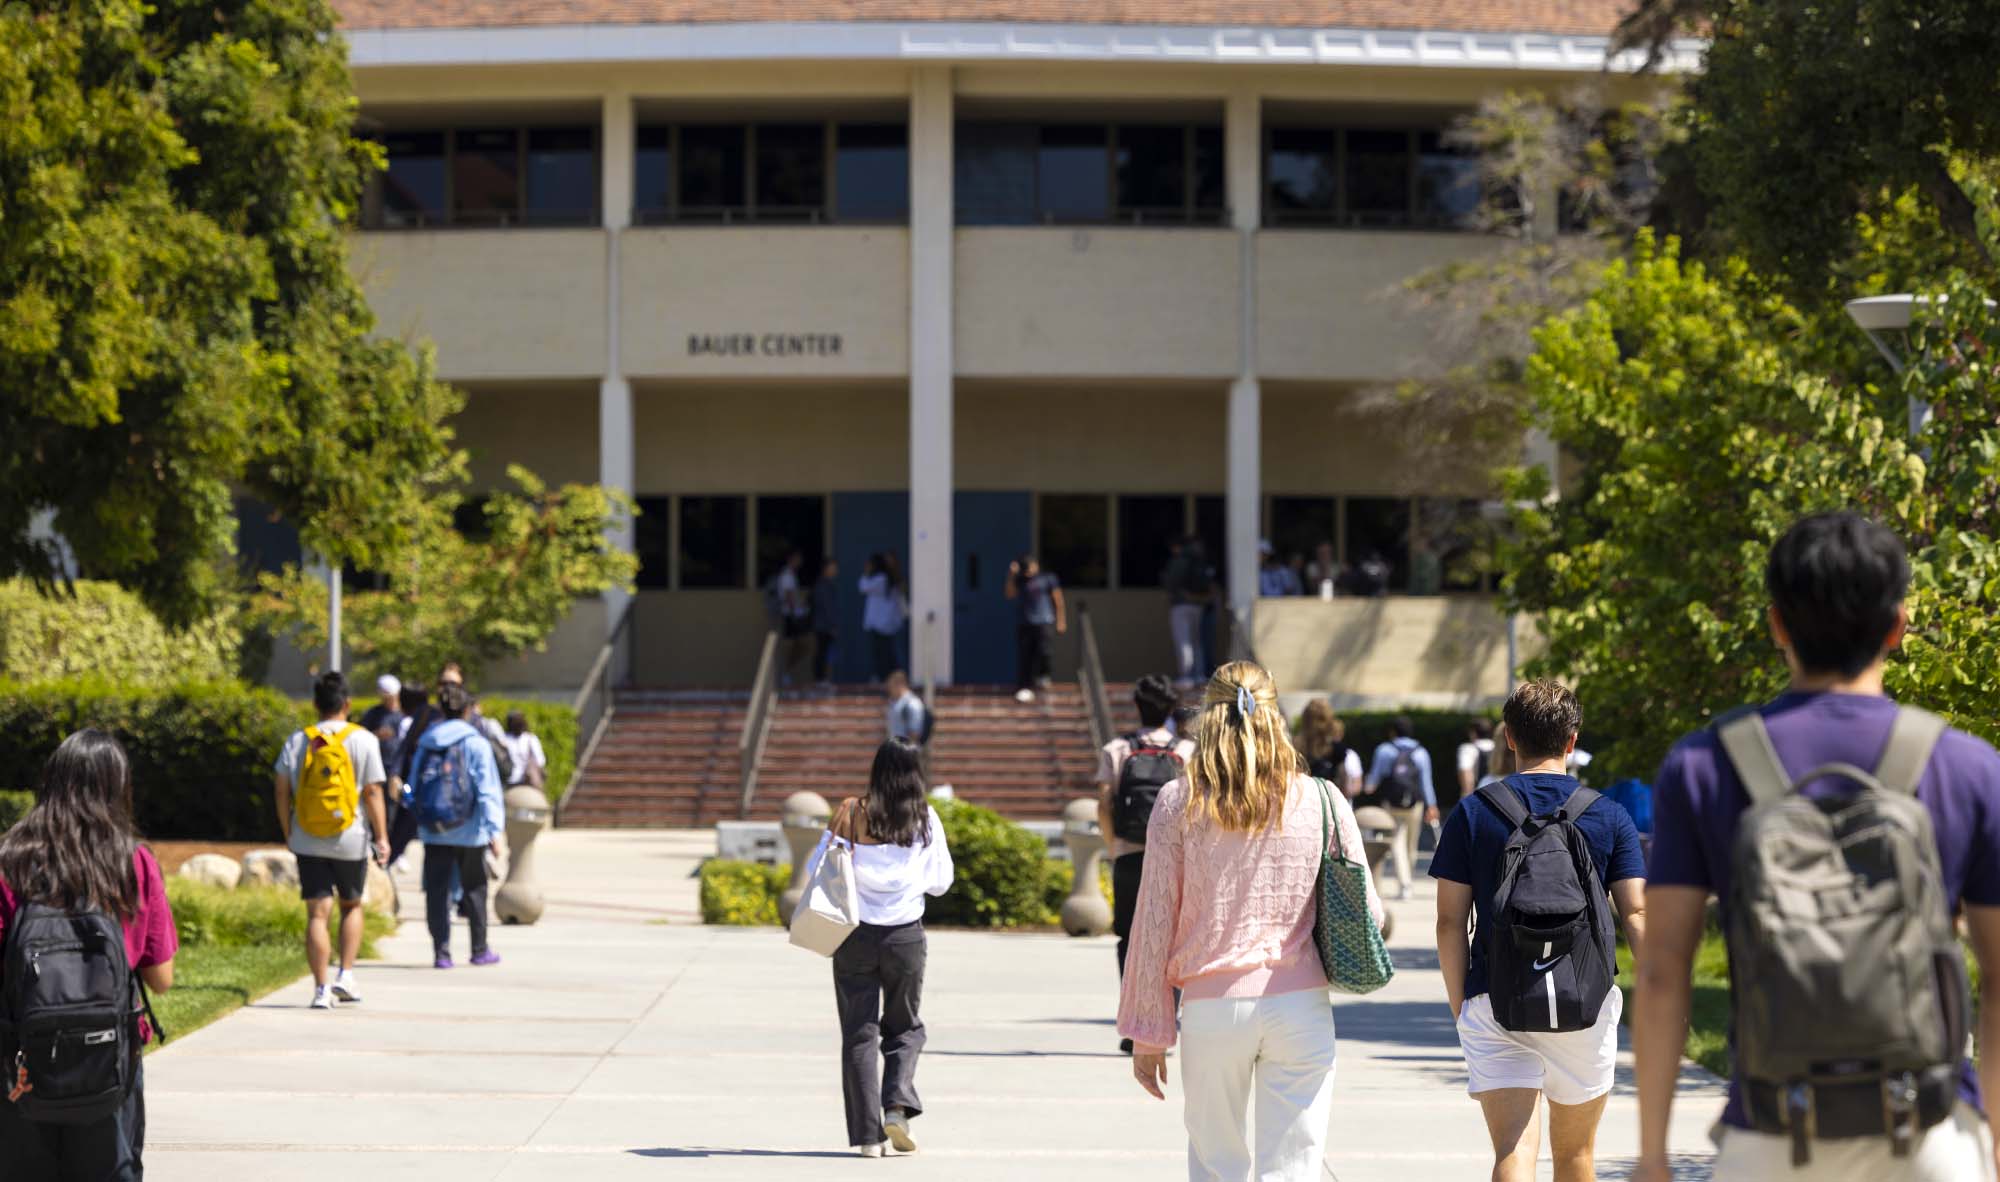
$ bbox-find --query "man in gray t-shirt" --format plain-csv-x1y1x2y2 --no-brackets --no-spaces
273,671,388,1010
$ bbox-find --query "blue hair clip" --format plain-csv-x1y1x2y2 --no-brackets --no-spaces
1235,684,1255,722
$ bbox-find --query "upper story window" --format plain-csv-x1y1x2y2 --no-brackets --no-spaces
633,122,909,225
1265,124,1480,230
366,125,599,229
957,122,1225,226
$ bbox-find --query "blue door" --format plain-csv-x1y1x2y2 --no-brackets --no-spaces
953,491,1032,686
831,492,909,683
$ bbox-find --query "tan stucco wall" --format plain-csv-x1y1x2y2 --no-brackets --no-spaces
1255,595,1514,706
956,229,1240,379
956,382,1227,491
485,597,607,692
352,230,607,381
632,590,768,687
452,383,603,491
633,383,907,493
1262,382,1491,497
621,229,909,379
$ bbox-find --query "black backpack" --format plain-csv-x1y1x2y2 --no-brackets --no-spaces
1112,734,1185,843
1377,743,1425,809
0,901,155,1124
1471,743,1492,787
1477,782,1617,1033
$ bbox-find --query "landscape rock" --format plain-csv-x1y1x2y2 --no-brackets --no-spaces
177,853,243,890
240,848,299,889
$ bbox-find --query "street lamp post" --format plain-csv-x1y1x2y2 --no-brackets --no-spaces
1845,293,1995,437
328,563,342,673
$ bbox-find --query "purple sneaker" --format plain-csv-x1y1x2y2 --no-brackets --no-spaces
434,952,454,970
470,949,501,967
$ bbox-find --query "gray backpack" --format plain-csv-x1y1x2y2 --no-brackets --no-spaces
1717,705,1971,1166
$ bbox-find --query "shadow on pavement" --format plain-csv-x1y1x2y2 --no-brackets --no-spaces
631,1148,854,1160
1597,1153,1710,1180
1389,946,1441,972
1331,999,1462,1048
929,1048,1128,1059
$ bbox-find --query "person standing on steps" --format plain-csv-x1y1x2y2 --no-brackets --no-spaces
273,671,390,1010
859,553,907,683
1162,536,1214,689
1120,661,1382,1182
410,683,505,971
1095,673,1194,1055
1363,717,1437,900
805,738,954,1158
812,556,841,690
1004,554,1064,703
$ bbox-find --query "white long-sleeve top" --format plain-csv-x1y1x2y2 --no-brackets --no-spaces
803,804,955,926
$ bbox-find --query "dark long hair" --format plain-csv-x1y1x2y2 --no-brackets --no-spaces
861,738,930,847
0,729,141,919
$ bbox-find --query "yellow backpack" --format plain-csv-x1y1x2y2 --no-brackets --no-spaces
297,723,363,838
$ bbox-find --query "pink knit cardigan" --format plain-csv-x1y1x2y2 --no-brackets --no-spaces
1116,774,1384,1051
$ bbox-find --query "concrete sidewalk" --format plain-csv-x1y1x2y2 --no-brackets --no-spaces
144,831,1723,1180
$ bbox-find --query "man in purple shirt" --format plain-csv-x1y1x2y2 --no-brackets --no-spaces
1634,512,2000,1182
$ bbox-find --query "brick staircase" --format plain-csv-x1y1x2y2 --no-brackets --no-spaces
560,684,1134,828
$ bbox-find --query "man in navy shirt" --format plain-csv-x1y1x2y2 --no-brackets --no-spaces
1635,512,2000,1182
1433,679,1647,1182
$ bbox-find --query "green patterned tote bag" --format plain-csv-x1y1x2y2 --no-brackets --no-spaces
1313,777,1394,995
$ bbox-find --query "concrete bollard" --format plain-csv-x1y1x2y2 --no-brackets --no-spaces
778,790,832,926
495,786,553,925
1059,798,1112,937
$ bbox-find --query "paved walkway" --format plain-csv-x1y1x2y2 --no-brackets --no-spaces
145,831,1723,1180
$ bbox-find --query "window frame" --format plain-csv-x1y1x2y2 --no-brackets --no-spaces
365,124,601,231
1262,123,1478,232
956,120,1228,227
633,120,910,227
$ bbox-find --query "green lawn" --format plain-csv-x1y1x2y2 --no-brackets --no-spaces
1618,930,1733,1076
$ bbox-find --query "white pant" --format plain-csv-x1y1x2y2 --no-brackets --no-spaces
1179,989,1336,1182
1712,1103,1996,1182
1170,604,1205,682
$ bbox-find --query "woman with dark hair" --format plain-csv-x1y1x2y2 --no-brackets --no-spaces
0,729,178,1179
804,737,954,1157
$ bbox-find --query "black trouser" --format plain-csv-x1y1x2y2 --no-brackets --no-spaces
869,631,898,680
423,843,489,957
0,1061,144,1180
1015,622,1054,690
834,920,927,1147
1112,851,1147,979
813,630,836,682
387,802,420,866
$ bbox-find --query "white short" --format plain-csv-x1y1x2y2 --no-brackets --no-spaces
1455,988,1622,1106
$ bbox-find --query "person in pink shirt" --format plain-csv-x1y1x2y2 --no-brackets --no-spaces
1118,661,1383,1181
0,729,178,1181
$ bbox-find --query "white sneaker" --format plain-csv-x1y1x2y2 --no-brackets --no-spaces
884,1109,917,1154
331,970,361,1004
310,985,337,1010
1013,688,1035,703
857,1144,885,1158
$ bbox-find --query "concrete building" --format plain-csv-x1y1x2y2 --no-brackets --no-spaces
327,0,1687,704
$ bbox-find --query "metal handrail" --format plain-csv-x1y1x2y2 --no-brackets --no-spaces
1077,604,1114,753
556,596,635,824
736,630,782,820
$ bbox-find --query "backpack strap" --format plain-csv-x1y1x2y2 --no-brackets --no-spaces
1475,782,1531,831
1557,786,1602,821
1717,711,1792,806
1874,706,1946,796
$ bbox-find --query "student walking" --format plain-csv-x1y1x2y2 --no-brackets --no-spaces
1363,718,1437,899
804,739,954,1157
409,683,506,970
272,671,390,1009
859,553,907,682
498,710,548,791
1095,674,1193,1055
1430,680,1647,1182
1634,512,2000,1182
0,730,177,1181
1119,661,1383,1181
883,671,928,745
1162,537,1213,688
1004,555,1064,702
812,556,841,688
1295,700,1362,797
1456,719,1499,806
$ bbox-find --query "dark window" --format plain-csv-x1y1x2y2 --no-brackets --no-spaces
1267,128,1337,223
1345,130,1412,226
234,496,301,577
452,129,520,225
634,496,671,590
1115,126,1185,223
1415,131,1479,229
1039,495,1109,589
452,496,493,543
1037,126,1110,224
380,132,447,227
1345,497,1410,592
1193,127,1226,217
1419,498,1495,593
754,124,825,221
525,127,596,225
955,122,1038,225
634,127,672,220
679,125,748,219
1269,497,1337,581
1194,495,1227,588
679,496,747,589
754,495,825,589
1117,495,1186,589
836,123,908,222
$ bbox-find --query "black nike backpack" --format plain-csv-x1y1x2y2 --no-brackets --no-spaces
1478,783,1617,1033
0,901,152,1124
1112,734,1184,843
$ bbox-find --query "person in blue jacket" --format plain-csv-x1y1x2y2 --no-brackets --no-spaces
410,682,505,969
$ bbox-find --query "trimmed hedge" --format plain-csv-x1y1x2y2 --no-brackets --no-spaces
926,798,1059,928
699,860,790,925
1320,709,1494,812
483,696,578,804
0,579,239,685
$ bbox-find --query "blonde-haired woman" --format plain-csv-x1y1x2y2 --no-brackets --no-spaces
1118,661,1385,1181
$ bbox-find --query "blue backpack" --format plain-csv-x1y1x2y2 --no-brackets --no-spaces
412,738,479,830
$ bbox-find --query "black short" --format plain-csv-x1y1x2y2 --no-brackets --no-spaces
297,855,368,902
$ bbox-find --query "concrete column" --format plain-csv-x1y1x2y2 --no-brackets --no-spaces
600,91,636,637
1224,90,1262,630
908,68,955,685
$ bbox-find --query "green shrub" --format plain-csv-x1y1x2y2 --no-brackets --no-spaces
0,579,239,685
0,680,311,841
700,859,789,925
165,877,393,952
482,696,578,803
1323,709,1495,811
927,798,1059,928
0,791,29,830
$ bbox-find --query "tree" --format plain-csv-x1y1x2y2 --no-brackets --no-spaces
0,0,463,626
1619,0,2000,293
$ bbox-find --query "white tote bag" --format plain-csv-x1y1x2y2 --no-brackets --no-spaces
789,817,861,957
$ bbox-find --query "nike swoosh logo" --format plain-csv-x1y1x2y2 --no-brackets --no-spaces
1531,956,1562,973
